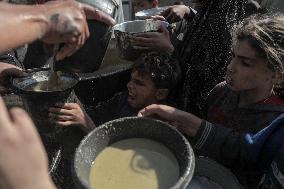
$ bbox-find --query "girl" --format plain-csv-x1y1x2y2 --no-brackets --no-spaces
138,14,284,188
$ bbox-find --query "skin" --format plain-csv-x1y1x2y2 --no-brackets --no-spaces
0,1,115,188
127,70,168,110
48,102,95,132
0,62,25,83
131,4,193,52
161,5,191,23
0,97,56,189
226,40,276,107
0,1,115,60
0,62,26,94
131,25,174,53
48,70,168,131
138,39,279,137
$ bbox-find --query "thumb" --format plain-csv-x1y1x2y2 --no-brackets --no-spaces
3,68,25,78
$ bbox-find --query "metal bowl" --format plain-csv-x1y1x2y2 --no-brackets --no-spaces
113,19,169,61
11,71,78,94
135,6,169,20
11,71,79,130
73,117,195,189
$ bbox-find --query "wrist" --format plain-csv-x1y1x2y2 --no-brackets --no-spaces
179,112,202,137
28,4,50,39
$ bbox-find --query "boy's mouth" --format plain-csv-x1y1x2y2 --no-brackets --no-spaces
128,91,135,98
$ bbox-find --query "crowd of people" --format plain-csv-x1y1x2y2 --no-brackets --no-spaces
1,0,284,189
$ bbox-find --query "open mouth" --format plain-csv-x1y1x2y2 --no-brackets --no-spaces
128,91,136,100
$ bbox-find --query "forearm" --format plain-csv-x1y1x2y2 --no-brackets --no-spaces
0,2,49,53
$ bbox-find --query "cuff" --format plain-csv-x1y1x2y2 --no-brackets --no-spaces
191,120,213,150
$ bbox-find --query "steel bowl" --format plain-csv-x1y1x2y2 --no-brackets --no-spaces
113,19,169,61
11,71,79,131
135,6,170,20
73,117,195,189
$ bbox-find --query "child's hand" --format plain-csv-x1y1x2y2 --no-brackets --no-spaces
48,103,95,132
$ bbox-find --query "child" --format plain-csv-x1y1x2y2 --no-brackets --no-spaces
138,14,284,188
48,51,180,132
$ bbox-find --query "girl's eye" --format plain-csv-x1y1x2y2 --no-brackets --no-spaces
241,60,251,67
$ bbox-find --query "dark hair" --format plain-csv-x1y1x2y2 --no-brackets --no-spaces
233,14,284,76
132,51,181,90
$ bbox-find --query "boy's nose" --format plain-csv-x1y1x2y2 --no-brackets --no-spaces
127,81,132,89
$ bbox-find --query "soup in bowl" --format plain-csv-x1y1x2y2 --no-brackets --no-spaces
73,117,195,189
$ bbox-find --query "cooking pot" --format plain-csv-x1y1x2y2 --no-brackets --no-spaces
11,70,82,189
11,70,79,132
73,117,195,189
113,20,169,61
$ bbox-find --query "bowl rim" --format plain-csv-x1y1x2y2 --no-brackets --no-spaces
11,70,79,94
74,116,195,189
113,19,169,34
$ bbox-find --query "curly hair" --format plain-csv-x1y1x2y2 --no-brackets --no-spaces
233,14,284,76
132,51,181,90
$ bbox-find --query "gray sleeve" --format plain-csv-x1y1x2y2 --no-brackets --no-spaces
190,120,251,168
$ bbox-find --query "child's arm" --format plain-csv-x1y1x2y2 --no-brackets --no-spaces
48,103,96,132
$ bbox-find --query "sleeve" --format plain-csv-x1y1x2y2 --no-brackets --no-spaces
92,92,124,126
189,120,253,169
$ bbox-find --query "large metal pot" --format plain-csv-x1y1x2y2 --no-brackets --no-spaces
11,70,79,131
11,70,81,189
113,20,169,61
73,117,195,189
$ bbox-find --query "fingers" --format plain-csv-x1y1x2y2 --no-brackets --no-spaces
81,3,116,26
54,121,74,127
48,107,73,116
55,43,78,60
49,112,74,122
131,37,154,47
137,104,160,117
150,15,166,21
0,97,12,132
55,102,78,110
2,67,25,78
9,107,39,140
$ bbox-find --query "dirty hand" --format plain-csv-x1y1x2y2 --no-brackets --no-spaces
0,62,26,94
0,97,56,189
0,62,25,83
138,104,202,137
131,25,174,53
49,102,95,131
161,5,191,23
41,0,116,60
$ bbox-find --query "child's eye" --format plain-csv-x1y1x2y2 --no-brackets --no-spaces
241,60,251,67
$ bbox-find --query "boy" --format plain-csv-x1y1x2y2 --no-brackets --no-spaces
48,51,180,132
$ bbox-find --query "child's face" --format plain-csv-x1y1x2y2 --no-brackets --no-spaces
127,70,160,110
225,40,275,92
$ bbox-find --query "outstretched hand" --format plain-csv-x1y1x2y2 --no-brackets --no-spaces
131,25,174,53
48,102,95,132
161,5,191,23
0,97,56,189
138,104,202,137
